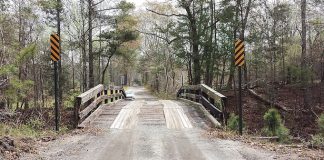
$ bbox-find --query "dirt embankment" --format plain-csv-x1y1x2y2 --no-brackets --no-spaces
223,84,323,139
0,107,75,159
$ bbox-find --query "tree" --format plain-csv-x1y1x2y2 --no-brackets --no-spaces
99,1,139,84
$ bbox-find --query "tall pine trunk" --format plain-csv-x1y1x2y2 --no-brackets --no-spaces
88,0,94,88
301,0,310,109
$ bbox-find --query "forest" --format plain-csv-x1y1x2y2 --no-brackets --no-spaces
0,0,323,158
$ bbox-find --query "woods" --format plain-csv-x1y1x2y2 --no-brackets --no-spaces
140,0,324,108
0,0,139,112
139,0,324,142
0,0,324,158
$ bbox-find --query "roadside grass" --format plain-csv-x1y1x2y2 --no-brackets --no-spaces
0,123,70,139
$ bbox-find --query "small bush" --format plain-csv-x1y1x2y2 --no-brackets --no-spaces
318,114,324,136
64,89,81,108
311,134,324,148
27,118,44,130
262,108,290,143
227,113,240,131
311,114,324,148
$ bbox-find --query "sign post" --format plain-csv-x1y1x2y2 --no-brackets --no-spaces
235,39,245,135
50,33,61,131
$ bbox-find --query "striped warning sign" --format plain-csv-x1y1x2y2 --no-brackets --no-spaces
50,33,60,62
235,39,245,66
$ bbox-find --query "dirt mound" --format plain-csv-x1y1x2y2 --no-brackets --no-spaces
0,136,37,160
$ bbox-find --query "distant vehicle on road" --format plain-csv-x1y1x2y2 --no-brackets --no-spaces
125,91,135,100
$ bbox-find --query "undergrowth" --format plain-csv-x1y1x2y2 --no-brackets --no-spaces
262,108,290,143
227,113,244,132
0,118,69,138
310,114,324,148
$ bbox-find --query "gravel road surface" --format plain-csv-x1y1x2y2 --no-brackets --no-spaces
21,87,278,160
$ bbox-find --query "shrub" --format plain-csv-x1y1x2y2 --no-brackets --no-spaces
311,114,324,148
262,108,290,143
227,113,239,131
27,118,44,130
64,89,81,108
318,114,324,136
311,134,324,148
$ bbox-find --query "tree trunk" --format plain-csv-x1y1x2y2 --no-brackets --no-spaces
183,1,200,85
301,0,309,109
301,0,307,73
88,0,94,88
187,58,193,85
72,50,75,89
102,54,113,84
204,0,215,87
80,0,87,91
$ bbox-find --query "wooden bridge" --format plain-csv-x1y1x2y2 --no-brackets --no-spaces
33,85,278,160
74,84,227,128
74,84,126,128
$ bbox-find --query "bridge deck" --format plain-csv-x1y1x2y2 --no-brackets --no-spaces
22,87,277,160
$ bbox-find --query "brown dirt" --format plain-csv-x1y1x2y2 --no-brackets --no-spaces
0,136,38,160
205,129,324,159
13,107,75,129
223,84,324,139
0,107,75,159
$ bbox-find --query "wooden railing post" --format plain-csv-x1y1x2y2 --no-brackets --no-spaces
104,89,108,104
115,89,118,101
74,97,81,128
110,89,114,102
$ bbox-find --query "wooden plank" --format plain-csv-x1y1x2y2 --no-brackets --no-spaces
201,96,222,118
179,98,221,128
78,99,122,128
200,84,226,109
79,93,123,120
78,84,104,104
79,95,107,120
109,86,123,90
186,93,197,99
200,84,226,98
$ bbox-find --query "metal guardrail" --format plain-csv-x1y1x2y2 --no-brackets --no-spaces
74,84,126,127
177,84,227,124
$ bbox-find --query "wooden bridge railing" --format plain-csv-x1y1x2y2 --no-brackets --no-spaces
74,84,126,128
177,84,227,124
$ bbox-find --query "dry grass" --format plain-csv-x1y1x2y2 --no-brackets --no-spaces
205,128,324,159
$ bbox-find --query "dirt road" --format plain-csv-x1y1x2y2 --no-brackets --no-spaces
21,87,278,160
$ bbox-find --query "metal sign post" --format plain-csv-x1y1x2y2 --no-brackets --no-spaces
50,33,61,131
235,39,245,135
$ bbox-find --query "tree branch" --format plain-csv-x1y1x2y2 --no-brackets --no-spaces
136,30,178,45
96,7,119,12
93,0,105,7
146,9,187,17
